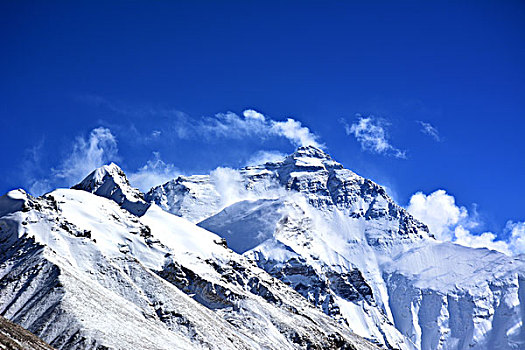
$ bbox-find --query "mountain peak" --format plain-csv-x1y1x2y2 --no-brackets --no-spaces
86,162,123,186
274,145,342,173
72,163,150,216
290,145,331,160
73,162,129,193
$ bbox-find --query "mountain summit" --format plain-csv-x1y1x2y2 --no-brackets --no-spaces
283,145,338,163
72,162,150,216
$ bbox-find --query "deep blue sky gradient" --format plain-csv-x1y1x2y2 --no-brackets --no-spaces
1,1,524,235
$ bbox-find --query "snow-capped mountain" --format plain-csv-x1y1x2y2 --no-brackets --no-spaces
1,146,523,350
72,162,150,216
0,164,378,349
147,146,525,350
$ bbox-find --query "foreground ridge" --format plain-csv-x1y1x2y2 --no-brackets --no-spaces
0,315,55,350
0,171,378,349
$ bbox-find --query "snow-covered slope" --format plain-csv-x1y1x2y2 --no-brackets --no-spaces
0,172,378,349
148,146,525,350
384,242,525,349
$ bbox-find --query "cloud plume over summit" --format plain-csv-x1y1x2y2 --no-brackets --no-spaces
196,109,322,148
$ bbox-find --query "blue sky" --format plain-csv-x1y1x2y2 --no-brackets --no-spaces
1,1,524,250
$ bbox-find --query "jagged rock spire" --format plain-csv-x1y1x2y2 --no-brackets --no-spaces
72,163,150,216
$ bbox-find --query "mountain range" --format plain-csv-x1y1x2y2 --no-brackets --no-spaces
1,146,523,349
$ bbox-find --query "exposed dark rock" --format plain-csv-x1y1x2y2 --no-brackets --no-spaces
0,315,55,350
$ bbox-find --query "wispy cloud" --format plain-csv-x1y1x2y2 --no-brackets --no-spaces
53,127,119,185
407,189,525,255
25,127,119,195
197,109,323,148
245,150,287,166
417,121,441,141
128,152,180,191
271,118,321,148
454,226,512,255
77,95,324,148
343,116,406,159
79,96,322,149
505,221,525,255
208,166,287,210
25,126,180,195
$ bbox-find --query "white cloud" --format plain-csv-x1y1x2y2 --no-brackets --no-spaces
54,127,119,186
245,150,287,166
129,152,180,191
407,189,525,255
270,118,321,148
210,167,248,208
208,166,288,210
26,127,119,195
407,190,468,241
505,221,525,255
344,117,406,159
243,109,266,122
198,111,264,139
454,226,511,255
77,96,322,149
417,121,440,141
197,110,322,148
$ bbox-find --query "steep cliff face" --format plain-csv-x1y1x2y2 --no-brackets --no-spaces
149,146,525,350
0,171,378,349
